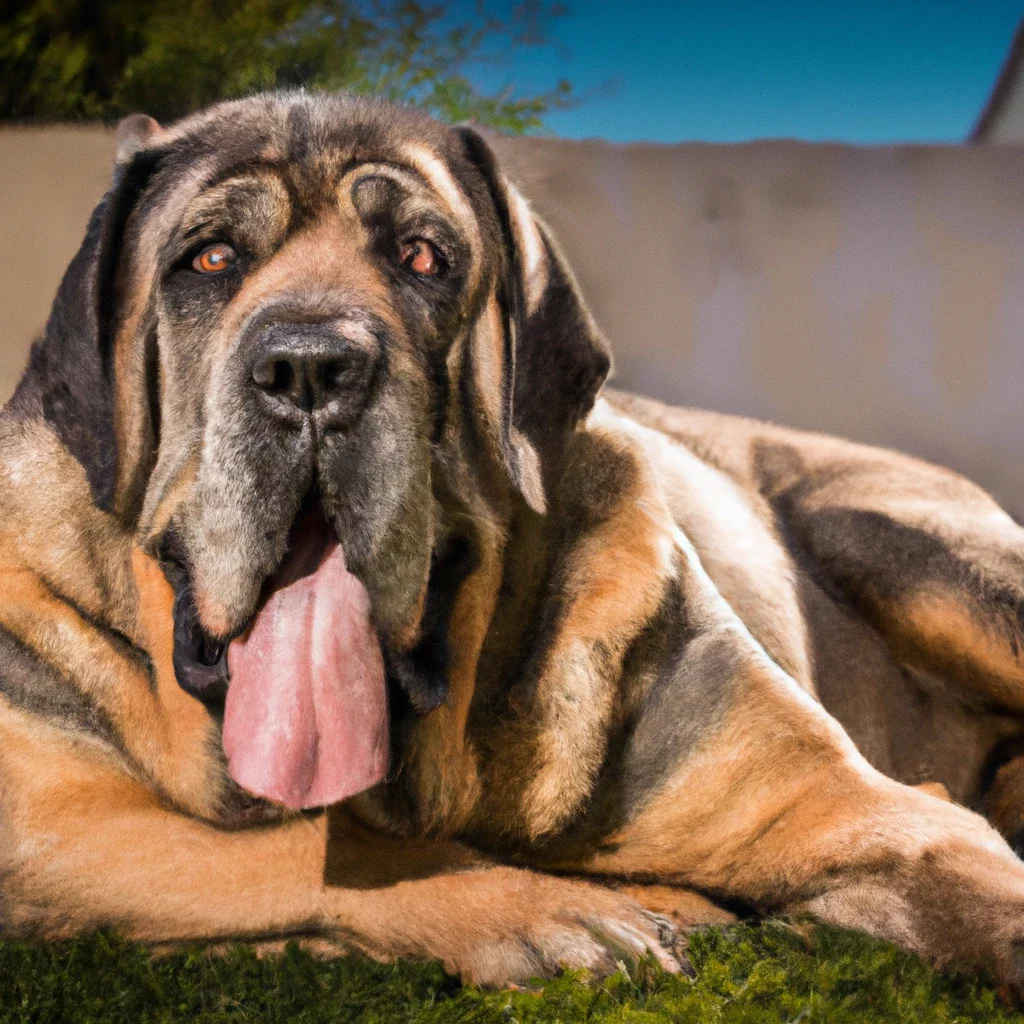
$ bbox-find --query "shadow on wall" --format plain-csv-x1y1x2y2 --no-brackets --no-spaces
2,127,1024,515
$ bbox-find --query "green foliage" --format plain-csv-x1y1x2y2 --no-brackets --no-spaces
1,921,1021,1023
0,0,572,132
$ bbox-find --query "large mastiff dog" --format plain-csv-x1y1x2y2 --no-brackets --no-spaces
5,92,1024,990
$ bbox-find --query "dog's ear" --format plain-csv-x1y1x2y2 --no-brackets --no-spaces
456,127,612,515
14,115,165,519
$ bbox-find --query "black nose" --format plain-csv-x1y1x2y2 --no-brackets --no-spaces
249,323,377,428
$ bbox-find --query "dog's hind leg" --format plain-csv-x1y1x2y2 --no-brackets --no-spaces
575,529,1024,996
759,434,1024,834
760,435,1024,705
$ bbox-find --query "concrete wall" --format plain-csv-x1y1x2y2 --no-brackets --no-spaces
3,127,1024,514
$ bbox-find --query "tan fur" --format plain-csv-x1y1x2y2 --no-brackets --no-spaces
0,561,222,817
521,417,676,838
506,184,548,315
897,591,1024,709
10,97,1024,995
0,703,677,983
612,884,737,929
916,781,952,801
598,399,815,689
401,519,503,834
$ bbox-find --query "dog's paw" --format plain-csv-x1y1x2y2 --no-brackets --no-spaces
436,871,687,987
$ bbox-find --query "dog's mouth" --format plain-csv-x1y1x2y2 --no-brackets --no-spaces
170,500,389,810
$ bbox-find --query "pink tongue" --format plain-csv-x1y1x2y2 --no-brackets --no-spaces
223,543,388,809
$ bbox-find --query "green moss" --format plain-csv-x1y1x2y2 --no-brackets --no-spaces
1,921,1019,1023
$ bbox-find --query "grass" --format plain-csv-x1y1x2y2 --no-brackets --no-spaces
1,921,1020,1023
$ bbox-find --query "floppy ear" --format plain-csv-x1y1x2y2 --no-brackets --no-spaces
12,115,164,520
456,127,612,516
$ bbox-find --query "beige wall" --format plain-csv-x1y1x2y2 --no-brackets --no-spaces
0,127,116,392
493,135,1024,517
3,127,1024,515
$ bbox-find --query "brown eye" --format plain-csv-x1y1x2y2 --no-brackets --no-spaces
192,242,237,274
399,238,440,277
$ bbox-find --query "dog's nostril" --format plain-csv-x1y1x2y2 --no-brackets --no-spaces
324,360,348,390
253,359,294,395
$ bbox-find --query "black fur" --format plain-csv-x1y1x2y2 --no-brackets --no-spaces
35,573,156,692
516,232,611,448
0,626,120,745
455,127,612,488
386,534,476,721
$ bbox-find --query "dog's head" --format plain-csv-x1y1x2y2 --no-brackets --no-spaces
24,92,609,808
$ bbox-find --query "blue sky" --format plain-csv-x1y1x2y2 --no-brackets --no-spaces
459,1,1023,143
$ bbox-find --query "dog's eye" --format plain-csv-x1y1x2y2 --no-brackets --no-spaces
192,243,237,274
399,238,441,277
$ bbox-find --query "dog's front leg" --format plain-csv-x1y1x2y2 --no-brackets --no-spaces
1,753,681,987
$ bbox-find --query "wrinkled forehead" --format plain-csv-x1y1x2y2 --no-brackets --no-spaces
136,97,490,257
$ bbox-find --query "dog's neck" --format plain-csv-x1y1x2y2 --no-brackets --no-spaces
359,398,683,848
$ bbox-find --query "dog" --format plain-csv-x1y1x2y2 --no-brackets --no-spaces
4,90,1024,991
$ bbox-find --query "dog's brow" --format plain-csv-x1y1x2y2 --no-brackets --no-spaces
399,144,478,241
342,162,426,193
341,161,468,237
202,159,291,191
182,220,214,240
180,170,288,222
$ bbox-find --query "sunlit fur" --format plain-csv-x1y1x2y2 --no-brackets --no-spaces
4,93,1024,992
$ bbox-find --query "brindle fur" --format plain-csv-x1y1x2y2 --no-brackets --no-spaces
3,92,1024,990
